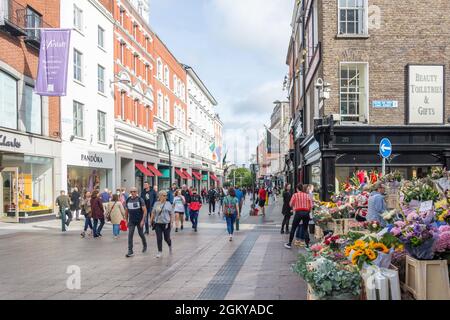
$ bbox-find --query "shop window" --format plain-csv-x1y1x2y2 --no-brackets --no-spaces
0,70,17,130
97,64,105,93
67,166,112,193
24,85,42,135
97,110,106,143
73,49,83,82
339,63,367,122
73,101,84,138
338,0,367,35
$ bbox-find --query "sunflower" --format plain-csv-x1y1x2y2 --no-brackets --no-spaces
344,246,353,257
365,249,377,260
354,240,366,249
351,249,364,265
372,243,389,254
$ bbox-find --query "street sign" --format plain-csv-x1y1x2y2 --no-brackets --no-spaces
379,138,392,158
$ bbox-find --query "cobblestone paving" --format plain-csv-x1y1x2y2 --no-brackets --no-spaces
0,198,306,300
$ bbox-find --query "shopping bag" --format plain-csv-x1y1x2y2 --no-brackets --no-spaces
120,220,128,231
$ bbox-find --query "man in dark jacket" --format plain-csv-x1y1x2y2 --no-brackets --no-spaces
181,185,191,221
70,187,81,221
208,187,217,215
142,182,158,235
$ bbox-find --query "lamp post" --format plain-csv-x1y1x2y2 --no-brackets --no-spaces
162,128,176,188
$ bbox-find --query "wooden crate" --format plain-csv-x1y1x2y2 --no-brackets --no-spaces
332,219,345,235
342,218,357,234
307,284,319,300
314,226,324,240
404,255,450,300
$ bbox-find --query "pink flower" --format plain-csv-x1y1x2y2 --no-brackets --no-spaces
439,225,450,233
394,221,406,228
407,213,419,222
310,244,323,252
391,227,401,236
435,231,450,252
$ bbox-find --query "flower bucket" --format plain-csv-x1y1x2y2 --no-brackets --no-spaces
404,238,436,260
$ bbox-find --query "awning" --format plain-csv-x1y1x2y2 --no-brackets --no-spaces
183,169,193,180
147,164,163,177
210,173,220,182
136,163,154,177
192,171,202,180
175,168,188,179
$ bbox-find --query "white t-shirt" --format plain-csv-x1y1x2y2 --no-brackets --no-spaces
173,195,185,213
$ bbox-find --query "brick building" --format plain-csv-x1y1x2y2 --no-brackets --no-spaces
287,0,450,200
0,0,61,222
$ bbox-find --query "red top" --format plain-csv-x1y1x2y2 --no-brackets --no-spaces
289,192,313,212
258,188,266,200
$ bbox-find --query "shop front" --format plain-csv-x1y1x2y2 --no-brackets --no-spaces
157,164,171,191
0,130,61,223
191,170,202,191
209,172,220,187
62,144,115,194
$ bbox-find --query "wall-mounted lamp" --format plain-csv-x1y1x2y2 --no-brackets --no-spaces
110,79,131,86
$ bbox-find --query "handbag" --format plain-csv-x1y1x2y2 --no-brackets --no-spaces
106,202,116,222
152,202,166,230
120,219,128,231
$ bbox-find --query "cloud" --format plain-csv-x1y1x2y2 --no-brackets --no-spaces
207,0,293,60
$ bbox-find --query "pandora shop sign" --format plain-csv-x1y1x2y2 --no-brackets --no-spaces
408,65,445,124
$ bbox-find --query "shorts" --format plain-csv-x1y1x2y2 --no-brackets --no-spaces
258,199,266,207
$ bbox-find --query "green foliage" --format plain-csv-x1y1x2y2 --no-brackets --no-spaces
227,168,253,187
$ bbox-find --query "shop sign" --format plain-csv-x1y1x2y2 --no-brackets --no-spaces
81,154,104,164
0,134,21,148
408,65,444,124
372,100,398,108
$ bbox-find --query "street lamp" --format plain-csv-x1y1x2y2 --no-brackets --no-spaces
162,128,176,187
110,79,131,86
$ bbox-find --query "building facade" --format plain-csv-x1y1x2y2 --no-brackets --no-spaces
0,0,61,222
287,0,450,200
60,0,116,194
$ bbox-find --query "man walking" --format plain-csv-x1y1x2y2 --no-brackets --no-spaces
70,187,81,221
208,186,217,215
168,183,177,204
257,186,267,216
235,186,244,231
188,189,202,232
125,187,147,257
100,188,111,211
56,190,71,230
181,185,191,222
142,182,157,235
367,182,388,227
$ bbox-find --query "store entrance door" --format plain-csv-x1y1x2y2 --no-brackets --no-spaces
0,167,19,223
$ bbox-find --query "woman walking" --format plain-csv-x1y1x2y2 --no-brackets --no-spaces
106,194,126,239
173,189,186,232
223,187,240,242
91,190,105,238
281,184,293,234
150,191,174,258
80,191,93,238
218,187,225,215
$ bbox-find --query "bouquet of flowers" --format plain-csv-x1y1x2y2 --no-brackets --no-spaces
344,239,390,269
363,220,383,233
313,206,333,229
401,179,440,203
382,209,398,224
435,199,450,224
434,225,450,254
430,167,445,180
381,170,403,183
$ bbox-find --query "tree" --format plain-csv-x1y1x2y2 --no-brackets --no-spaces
227,168,252,187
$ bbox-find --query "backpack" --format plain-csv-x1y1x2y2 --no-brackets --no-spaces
224,196,235,216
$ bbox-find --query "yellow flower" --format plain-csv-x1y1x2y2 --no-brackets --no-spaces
351,250,364,265
372,243,389,254
395,244,404,252
365,249,377,261
354,240,366,249
345,246,353,257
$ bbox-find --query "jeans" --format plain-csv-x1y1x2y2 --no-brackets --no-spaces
93,218,105,237
184,204,190,221
83,216,93,232
113,224,120,237
155,223,172,252
288,211,310,246
128,220,147,253
226,213,237,235
209,200,216,213
144,206,153,233
190,210,199,229
72,209,80,220
281,214,291,232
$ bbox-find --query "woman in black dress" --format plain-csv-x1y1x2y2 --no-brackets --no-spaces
281,184,293,234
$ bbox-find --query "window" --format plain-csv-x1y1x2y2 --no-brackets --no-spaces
73,4,83,32
119,7,125,26
120,42,125,64
145,64,149,83
157,92,163,118
177,79,181,97
97,65,105,93
97,111,106,143
181,84,185,102
338,0,367,35
133,53,138,74
24,85,42,134
73,101,84,138
26,7,41,42
173,75,177,94
98,26,104,48
164,66,169,87
164,96,169,122
157,59,163,80
120,91,125,120
339,63,367,122
0,71,17,130
134,99,138,124
73,49,83,82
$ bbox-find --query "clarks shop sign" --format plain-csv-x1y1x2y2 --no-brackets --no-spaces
0,135,21,148
408,65,445,124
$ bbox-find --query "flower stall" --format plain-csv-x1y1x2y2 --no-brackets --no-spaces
294,168,450,300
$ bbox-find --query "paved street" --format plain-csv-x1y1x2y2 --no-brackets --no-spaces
0,197,307,300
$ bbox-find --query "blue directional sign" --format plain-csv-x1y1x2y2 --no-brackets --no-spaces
379,138,392,158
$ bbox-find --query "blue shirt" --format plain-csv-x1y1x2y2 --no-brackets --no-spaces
367,191,387,226
235,189,243,204
100,192,110,203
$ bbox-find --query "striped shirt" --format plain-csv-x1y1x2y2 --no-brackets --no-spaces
289,192,313,212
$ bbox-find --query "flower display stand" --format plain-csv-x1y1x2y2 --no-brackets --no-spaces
342,218,357,234
314,226,324,240
404,255,450,300
307,284,319,300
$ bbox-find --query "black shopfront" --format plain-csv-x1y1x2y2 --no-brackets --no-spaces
300,117,450,200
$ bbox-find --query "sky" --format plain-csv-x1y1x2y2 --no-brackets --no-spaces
149,0,293,166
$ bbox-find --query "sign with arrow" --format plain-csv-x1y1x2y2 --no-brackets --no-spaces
379,138,392,159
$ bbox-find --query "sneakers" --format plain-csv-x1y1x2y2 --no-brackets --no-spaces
126,252,134,258
80,232,86,238
280,230,285,234
180,225,184,230
209,213,211,216
284,243,292,249
169,246,173,254
194,228,198,232
175,228,178,233
156,252,162,258
229,235,233,242
142,245,147,253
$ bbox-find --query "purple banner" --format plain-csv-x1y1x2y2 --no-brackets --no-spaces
35,29,71,96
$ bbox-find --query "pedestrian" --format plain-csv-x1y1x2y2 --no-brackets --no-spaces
91,190,105,238
223,187,240,242
106,194,126,239
257,186,267,216
80,191,93,238
151,191,174,258
281,184,293,234
367,182,387,226
242,187,247,202
100,188,111,211
208,186,217,215
234,186,244,231
120,187,129,205
125,187,147,258
168,183,177,204
284,184,313,249
173,189,186,232
141,182,157,235
181,185,191,222
56,190,72,228
201,188,207,204
70,187,81,221
188,188,202,232
217,187,225,215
